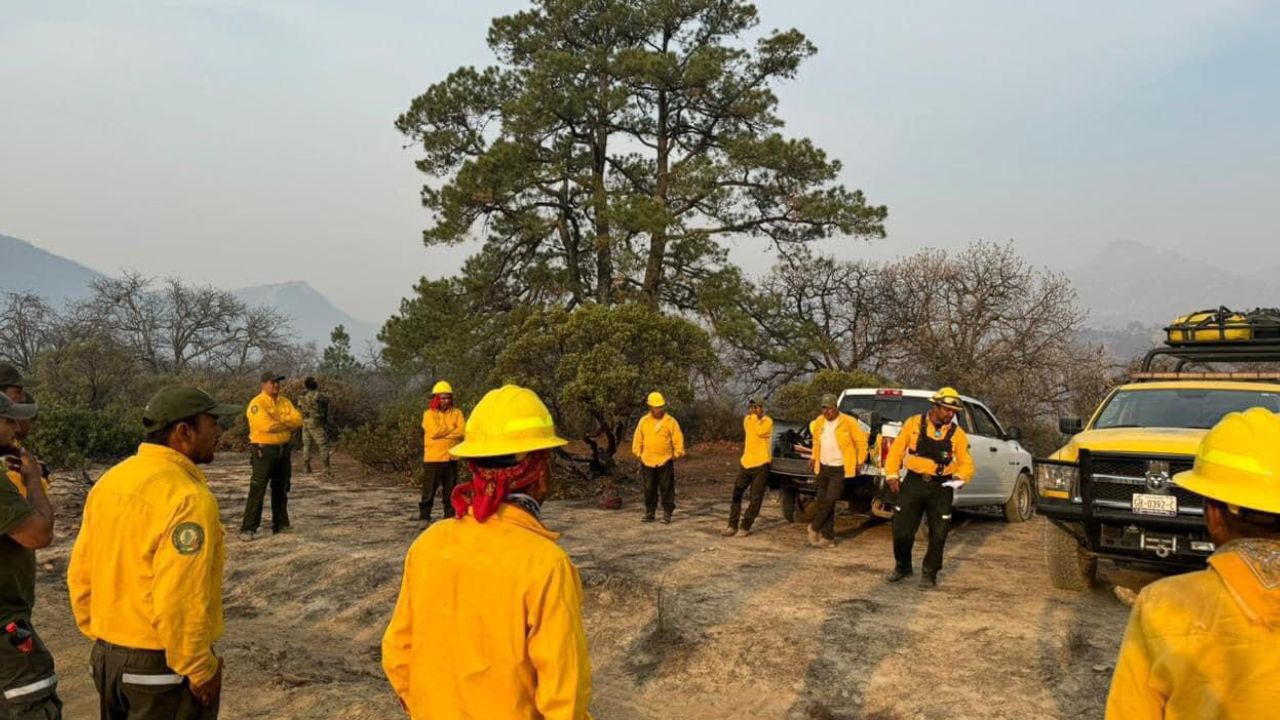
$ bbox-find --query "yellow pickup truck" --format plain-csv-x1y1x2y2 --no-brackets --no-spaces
1036,326,1280,590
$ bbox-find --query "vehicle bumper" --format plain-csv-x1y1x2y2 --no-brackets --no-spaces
1041,501,1214,568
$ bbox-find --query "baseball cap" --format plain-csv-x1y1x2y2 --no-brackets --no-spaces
820,393,839,408
259,371,286,383
142,387,241,430
0,393,37,421
0,364,26,389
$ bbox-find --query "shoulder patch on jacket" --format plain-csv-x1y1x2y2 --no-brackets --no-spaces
172,522,206,555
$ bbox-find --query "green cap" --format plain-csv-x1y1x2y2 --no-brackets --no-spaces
142,387,241,430
259,371,286,383
0,364,25,389
0,393,37,421
820,393,839,409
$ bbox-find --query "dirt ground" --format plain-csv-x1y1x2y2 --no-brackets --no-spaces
32,445,1159,719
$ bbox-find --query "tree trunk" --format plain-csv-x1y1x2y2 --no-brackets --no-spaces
642,33,673,307
592,71,614,305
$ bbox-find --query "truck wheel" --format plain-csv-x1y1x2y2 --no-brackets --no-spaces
1044,521,1097,591
1003,472,1035,523
781,488,798,523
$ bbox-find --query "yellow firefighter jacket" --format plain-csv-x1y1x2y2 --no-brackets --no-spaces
883,414,975,484
246,391,303,445
632,414,685,468
809,413,868,478
1105,538,1280,719
67,443,225,686
741,415,774,469
381,503,592,719
422,407,466,462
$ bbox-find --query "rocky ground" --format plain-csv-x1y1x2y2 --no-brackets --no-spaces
32,445,1157,719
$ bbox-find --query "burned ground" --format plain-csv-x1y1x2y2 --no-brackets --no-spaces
35,446,1150,719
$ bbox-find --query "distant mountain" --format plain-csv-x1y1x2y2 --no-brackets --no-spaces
1071,240,1279,329
0,233,104,305
233,281,378,352
2,232,376,352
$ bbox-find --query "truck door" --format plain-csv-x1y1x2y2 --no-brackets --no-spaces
962,402,1004,503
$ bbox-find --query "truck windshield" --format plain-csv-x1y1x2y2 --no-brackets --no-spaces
1093,388,1280,430
840,395,933,423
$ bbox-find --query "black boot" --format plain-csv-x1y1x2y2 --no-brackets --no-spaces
918,573,938,590
885,567,913,583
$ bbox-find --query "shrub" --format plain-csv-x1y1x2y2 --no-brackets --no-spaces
772,368,891,421
680,398,743,445
28,402,143,470
338,400,424,478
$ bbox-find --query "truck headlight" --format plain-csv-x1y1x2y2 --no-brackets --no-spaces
1035,461,1078,499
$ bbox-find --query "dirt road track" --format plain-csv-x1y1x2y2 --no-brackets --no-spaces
33,449,1153,719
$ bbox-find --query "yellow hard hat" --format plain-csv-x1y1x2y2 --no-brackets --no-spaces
647,391,666,408
1174,407,1280,514
449,385,568,459
931,387,963,410
432,380,453,395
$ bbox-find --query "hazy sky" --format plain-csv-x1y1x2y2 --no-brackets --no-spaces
3,1,1277,322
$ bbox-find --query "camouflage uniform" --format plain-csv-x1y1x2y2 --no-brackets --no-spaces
298,389,331,473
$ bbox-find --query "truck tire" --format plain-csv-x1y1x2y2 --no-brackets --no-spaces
781,487,798,523
1044,521,1097,591
1003,472,1035,523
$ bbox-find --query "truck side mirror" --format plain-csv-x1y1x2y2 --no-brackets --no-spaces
1058,417,1084,436
1005,427,1022,441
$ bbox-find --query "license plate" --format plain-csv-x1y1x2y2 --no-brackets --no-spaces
1132,493,1177,516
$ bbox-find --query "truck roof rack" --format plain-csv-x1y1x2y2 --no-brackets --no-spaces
1139,340,1280,373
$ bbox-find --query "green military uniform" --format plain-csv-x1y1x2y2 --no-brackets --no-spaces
1,469,62,718
298,389,331,474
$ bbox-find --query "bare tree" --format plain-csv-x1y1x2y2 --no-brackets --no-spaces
882,241,1109,453
86,272,166,372
78,272,296,375
0,292,59,371
706,249,902,393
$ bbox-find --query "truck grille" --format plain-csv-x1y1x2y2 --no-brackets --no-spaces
1088,455,1203,516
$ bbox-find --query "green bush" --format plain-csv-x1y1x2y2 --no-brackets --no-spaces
680,398,743,445
338,400,424,478
773,368,892,421
28,402,143,470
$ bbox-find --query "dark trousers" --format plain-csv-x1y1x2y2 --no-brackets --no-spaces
808,465,845,540
241,443,292,533
728,464,770,530
419,461,458,520
0,621,61,720
90,641,217,720
892,473,956,577
642,461,676,516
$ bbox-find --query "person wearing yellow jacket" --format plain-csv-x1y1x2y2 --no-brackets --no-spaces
806,394,868,549
632,392,686,524
381,385,592,719
722,398,774,537
1,393,60,719
67,386,238,719
1106,407,1280,719
419,381,465,522
239,372,303,540
883,387,974,588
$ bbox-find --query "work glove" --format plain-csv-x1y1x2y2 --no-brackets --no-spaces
941,479,964,489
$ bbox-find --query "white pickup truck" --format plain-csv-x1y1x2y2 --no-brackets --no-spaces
767,388,1037,523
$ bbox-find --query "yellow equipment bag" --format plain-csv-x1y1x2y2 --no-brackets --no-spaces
1165,307,1280,344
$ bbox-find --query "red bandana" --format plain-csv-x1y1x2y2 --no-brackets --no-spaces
451,451,549,523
